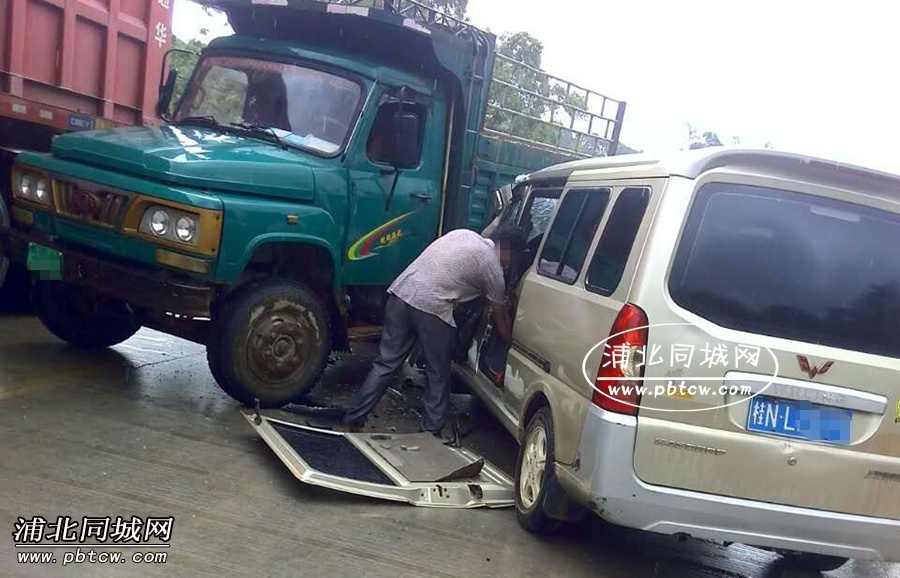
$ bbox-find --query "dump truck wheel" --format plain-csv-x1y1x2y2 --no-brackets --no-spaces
515,407,562,534
0,197,8,292
35,281,140,348
207,280,330,408
0,265,32,313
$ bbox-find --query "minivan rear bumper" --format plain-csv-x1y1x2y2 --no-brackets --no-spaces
560,405,900,561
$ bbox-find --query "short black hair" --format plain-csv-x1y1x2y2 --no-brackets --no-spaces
491,224,527,252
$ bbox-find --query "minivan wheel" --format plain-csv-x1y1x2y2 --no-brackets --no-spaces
779,552,849,572
515,407,561,533
35,281,140,348
207,280,331,408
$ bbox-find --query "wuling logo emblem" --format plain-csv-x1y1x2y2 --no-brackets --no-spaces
797,355,833,380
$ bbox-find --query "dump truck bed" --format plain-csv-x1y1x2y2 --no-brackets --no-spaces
0,0,172,134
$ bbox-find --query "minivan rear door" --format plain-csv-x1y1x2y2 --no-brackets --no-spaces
633,175,900,520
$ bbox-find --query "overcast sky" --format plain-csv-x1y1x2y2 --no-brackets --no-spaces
172,0,900,173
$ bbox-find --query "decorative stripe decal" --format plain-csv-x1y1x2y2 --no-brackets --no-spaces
347,212,415,261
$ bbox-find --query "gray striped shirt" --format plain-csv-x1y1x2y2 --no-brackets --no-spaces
388,229,506,327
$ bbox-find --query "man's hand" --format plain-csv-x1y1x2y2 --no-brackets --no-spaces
490,300,513,343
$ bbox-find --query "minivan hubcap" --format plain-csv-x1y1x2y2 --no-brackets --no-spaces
519,425,547,508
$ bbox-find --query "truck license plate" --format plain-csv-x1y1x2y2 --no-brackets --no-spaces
26,243,63,280
747,395,852,445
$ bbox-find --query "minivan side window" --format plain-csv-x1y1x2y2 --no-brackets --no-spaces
538,188,611,284
585,187,651,295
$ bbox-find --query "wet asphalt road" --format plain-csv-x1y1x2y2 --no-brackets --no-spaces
0,315,897,578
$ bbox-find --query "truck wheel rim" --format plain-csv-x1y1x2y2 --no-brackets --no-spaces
519,425,547,509
248,307,316,385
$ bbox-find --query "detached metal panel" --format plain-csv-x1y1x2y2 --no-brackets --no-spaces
0,0,172,133
244,411,515,509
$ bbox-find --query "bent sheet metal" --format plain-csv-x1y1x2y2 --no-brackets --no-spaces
243,410,514,508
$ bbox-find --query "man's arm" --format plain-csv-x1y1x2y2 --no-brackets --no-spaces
490,300,513,343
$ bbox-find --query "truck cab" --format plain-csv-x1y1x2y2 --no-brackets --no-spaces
3,0,625,407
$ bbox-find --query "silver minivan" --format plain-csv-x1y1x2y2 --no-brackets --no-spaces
454,148,900,572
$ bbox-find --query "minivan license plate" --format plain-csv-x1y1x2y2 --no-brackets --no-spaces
747,395,852,445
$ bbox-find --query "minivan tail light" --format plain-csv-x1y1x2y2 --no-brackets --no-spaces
593,304,649,416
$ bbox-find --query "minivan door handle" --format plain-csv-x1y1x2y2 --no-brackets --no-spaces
410,192,432,202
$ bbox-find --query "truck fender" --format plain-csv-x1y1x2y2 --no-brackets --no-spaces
238,233,341,290
235,234,349,351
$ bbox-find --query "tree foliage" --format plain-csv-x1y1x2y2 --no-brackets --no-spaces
484,32,623,156
484,33,549,141
416,0,468,19
168,36,205,112
687,124,724,150
353,0,468,19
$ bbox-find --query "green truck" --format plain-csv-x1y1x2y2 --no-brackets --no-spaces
2,0,625,407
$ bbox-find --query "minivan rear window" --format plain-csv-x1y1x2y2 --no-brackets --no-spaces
669,183,900,357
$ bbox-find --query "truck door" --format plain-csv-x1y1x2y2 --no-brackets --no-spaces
343,90,446,287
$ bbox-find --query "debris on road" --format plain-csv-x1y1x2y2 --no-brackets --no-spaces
243,410,514,508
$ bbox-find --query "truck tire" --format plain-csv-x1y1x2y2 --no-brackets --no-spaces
0,266,32,313
0,254,7,295
207,280,331,408
515,407,562,534
0,196,8,292
35,281,140,348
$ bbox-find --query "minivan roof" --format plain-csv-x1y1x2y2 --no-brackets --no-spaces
529,148,900,199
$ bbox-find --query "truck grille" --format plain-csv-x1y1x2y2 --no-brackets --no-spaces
54,180,131,228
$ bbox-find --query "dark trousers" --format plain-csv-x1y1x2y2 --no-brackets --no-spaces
344,295,455,433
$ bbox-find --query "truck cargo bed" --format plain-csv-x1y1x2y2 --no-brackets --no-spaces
0,0,172,136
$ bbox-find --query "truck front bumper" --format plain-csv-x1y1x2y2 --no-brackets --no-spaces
557,405,900,562
5,228,215,317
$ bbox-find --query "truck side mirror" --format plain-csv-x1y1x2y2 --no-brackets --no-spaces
388,111,421,169
157,47,198,121
157,68,178,119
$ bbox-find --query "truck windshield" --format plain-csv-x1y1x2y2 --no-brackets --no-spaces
175,55,363,155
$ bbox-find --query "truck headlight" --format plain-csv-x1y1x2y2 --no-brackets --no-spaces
34,178,49,203
12,167,53,207
19,175,33,198
175,216,196,242
149,209,170,236
140,205,200,246
124,196,221,258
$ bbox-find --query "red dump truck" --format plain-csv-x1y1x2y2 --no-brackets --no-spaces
0,0,173,302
